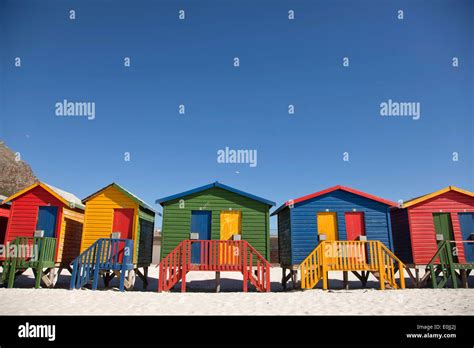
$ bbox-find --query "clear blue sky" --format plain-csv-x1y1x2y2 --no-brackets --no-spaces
1,0,472,230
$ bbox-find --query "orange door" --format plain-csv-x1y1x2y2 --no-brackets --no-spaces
219,211,241,265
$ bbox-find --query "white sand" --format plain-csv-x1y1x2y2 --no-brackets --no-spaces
0,267,473,315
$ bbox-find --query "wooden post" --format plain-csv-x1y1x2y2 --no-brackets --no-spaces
158,263,163,292
377,243,385,290
281,267,287,290
243,243,248,292
292,270,298,289
343,271,349,290
415,267,420,288
92,241,102,290
322,243,328,290
69,261,78,290
143,267,149,289
399,262,405,289
215,271,221,293
119,269,126,292
181,242,187,293
8,259,17,288
35,265,43,289
430,265,437,288
460,269,468,288
265,264,270,292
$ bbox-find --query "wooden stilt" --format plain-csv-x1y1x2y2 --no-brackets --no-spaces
460,269,468,289
215,271,221,293
343,271,349,290
291,270,298,289
35,265,43,289
281,266,297,290
281,267,287,290
135,267,149,289
143,267,149,289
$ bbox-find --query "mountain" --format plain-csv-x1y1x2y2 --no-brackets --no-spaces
0,141,37,197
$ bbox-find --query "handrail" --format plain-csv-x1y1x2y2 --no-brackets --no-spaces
427,240,448,266
300,243,324,289
158,239,271,292
158,241,186,292
426,240,458,289
2,237,57,288
300,240,406,290
70,238,134,291
245,241,271,292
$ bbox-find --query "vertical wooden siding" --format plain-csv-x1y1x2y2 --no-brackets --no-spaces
407,191,474,264
161,187,270,261
277,207,291,265
57,208,84,264
289,190,393,265
137,207,155,265
390,208,413,264
81,186,139,262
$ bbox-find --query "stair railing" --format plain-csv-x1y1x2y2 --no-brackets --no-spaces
70,238,134,291
300,240,406,290
2,237,56,288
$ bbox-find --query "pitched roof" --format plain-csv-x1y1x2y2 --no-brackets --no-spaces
156,181,276,207
82,183,157,214
271,185,397,216
400,186,473,208
2,182,85,210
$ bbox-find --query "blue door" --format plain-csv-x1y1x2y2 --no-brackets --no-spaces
190,211,211,264
459,213,474,262
36,206,58,238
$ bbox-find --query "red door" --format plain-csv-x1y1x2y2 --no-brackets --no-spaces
112,208,134,239
345,212,365,240
112,208,134,262
345,212,366,265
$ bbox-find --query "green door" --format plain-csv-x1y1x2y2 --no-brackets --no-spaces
433,213,458,263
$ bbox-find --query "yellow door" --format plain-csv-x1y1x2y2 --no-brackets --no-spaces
317,212,339,267
220,211,241,265
317,212,338,240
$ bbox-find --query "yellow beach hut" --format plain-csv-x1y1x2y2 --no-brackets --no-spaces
80,183,157,287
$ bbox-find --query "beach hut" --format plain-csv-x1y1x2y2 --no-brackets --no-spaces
391,186,474,288
0,195,11,246
156,181,275,292
79,183,156,288
1,182,84,287
272,185,405,290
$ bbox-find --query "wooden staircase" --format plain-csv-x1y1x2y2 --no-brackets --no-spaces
300,240,407,290
158,240,271,292
1,237,57,288
70,238,135,292
426,240,474,289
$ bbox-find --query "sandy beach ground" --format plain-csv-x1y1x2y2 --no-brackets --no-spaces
0,267,473,315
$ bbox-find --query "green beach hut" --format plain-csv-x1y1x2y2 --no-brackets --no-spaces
156,182,275,261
